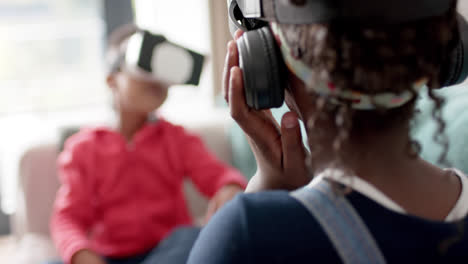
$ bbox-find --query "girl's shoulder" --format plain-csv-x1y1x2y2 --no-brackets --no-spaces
190,189,468,264
228,190,468,263
188,191,340,264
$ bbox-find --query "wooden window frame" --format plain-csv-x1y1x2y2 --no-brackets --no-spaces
208,0,232,99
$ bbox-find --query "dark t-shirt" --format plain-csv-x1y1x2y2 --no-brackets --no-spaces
188,191,468,264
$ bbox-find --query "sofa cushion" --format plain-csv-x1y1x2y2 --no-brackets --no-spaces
412,84,468,174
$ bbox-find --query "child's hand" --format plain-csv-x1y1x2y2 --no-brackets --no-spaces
203,184,244,224
224,30,311,192
72,249,106,264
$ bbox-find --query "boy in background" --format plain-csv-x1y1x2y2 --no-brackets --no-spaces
49,24,246,264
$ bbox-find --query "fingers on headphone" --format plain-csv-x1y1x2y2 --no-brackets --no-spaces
234,29,244,40
229,67,247,122
224,40,239,102
281,112,306,173
281,112,299,129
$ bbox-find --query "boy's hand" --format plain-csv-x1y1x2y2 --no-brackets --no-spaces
203,184,244,224
72,249,106,264
224,30,311,192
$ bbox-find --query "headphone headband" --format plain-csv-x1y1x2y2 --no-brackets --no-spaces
233,0,455,25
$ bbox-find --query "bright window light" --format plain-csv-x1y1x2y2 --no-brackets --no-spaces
134,0,218,124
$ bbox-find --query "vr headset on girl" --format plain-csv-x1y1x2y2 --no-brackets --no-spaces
228,0,468,110
112,30,205,86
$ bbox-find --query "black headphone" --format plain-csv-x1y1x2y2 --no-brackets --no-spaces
228,0,468,110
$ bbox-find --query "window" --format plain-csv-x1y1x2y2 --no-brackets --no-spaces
0,0,107,115
0,0,107,214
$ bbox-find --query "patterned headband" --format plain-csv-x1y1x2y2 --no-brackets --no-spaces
270,23,427,110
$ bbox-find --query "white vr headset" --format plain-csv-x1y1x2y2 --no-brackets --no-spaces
113,30,205,86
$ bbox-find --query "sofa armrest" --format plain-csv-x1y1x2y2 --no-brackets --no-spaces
13,143,60,238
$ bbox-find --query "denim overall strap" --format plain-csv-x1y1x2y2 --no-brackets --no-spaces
291,180,386,264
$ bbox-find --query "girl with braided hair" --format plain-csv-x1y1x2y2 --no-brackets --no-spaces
188,1,468,263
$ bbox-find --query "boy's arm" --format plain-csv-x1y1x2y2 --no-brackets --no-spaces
180,131,247,198
51,142,97,264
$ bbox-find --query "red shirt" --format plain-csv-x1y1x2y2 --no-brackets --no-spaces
51,119,247,263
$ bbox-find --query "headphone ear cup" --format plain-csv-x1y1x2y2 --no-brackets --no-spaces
440,14,468,87
237,27,286,110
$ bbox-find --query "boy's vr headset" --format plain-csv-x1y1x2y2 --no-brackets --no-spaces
113,30,205,86
228,0,468,110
